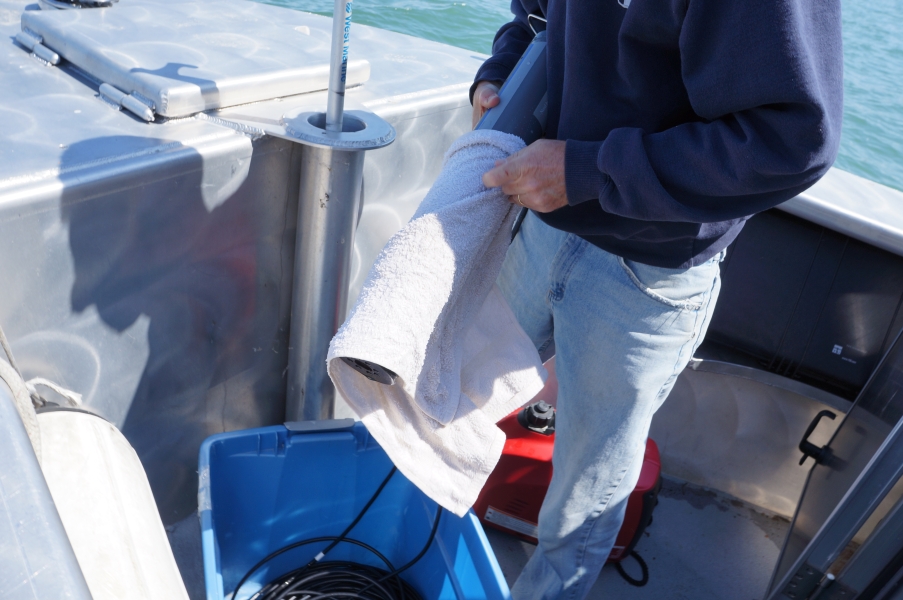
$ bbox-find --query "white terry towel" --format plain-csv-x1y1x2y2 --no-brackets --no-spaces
327,129,548,517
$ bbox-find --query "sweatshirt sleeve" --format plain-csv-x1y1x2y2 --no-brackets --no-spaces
470,0,543,104
566,0,844,224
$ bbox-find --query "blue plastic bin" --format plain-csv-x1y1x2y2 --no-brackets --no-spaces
198,420,512,600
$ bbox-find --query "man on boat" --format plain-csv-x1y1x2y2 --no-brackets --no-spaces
471,0,842,596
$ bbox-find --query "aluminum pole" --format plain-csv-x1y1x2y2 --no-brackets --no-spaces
325,0,352,132
282,2,395,422
287,145,364,420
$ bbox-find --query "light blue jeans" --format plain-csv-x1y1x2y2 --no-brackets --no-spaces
497,212,723,600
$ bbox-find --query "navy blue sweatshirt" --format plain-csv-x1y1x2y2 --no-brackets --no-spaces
474,0,843,268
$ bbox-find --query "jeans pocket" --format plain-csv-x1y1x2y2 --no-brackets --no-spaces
617,257,709,311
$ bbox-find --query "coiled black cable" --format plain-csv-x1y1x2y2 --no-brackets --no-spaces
256,560,421,599
614,550,649,587
231,466,443,600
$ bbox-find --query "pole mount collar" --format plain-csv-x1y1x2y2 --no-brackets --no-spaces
281,109,396,151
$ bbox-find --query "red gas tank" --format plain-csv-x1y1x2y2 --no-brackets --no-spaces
474,401,662,563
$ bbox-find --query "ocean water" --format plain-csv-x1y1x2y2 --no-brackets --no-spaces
261,0,903,193
834,0,903,192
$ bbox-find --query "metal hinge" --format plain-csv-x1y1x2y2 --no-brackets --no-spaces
14,29,60,65
98,83,156,122
14,27,156,122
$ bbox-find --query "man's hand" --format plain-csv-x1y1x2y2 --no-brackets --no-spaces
483,139,568,213
472,81,501,129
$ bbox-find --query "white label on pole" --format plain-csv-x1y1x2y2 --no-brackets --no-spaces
341,1,352,82
485,506,539,539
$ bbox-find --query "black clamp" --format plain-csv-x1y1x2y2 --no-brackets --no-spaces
799,410,837,465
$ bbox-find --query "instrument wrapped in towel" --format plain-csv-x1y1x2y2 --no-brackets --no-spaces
328,30,553,518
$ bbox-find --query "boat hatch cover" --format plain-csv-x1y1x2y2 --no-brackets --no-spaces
18,0,371,120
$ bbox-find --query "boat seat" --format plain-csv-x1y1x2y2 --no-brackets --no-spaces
37,407,190,600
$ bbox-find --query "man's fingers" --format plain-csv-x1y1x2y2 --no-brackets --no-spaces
508,192,534,207
482,139,568,211
472,81,501,128
477,84,500,107
502,180,530,194
481,92,500,110
483,154,524,188
482,163,509,188
475,91,499,126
